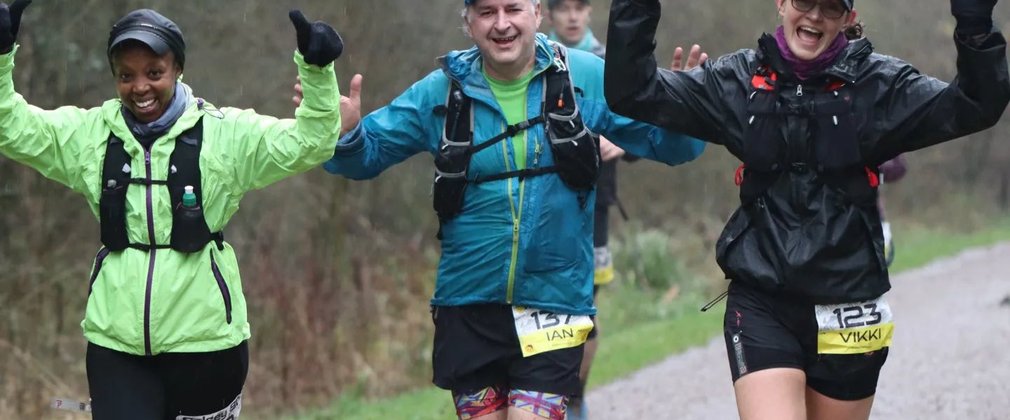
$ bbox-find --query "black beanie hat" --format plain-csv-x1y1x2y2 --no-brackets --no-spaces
107,9,186,71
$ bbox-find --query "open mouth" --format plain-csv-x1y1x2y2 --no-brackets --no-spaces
796,26,824,44
133,98,157,114
492,35,518,46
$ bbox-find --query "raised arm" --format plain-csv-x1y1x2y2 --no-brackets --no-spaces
604,0,745,145
221,10,344,191
322,71,444,180
871,0,1009,159
0,0,95,193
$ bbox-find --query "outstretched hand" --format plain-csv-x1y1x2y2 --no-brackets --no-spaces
599,136,626,162
670,44,708,72
0,0,32,54
293,73,363,136
289,10,343,66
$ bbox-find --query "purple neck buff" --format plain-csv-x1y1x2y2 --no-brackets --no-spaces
774,25,848,80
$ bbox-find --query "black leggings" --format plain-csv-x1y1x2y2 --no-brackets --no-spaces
86,341,248,420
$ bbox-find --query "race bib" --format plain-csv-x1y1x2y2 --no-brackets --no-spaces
513,307,594,357
815,297,894,354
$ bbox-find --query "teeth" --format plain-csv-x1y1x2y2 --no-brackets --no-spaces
493,36,517,42
799,26,822,35
135,99,154,108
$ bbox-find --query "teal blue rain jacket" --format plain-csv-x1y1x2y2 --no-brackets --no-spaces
324,34,704,315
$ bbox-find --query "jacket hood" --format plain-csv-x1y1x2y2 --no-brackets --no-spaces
438,33,557,85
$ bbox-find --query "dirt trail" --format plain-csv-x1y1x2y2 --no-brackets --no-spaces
587,243,1010,420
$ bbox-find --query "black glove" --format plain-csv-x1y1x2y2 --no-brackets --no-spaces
0,0,31,54
289,10,343,66
951,0,998,35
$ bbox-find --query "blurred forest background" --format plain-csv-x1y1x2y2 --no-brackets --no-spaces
2,0,1009,418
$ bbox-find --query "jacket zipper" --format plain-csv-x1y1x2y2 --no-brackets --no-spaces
143,149,156,356
88,247,111,295
210,254,234,324
503,129,526,304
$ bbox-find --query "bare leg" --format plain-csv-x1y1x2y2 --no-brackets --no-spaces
733,368,807,420
469,410,509,420
566,335,596,419
806,387,874,420
508,406,557,420
580,331,599,385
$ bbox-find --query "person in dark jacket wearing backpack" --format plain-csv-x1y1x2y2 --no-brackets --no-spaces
0,3,344,418
605,0,1009,419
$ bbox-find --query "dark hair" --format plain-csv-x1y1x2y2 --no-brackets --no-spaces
547,0,589,10
844,21,864,40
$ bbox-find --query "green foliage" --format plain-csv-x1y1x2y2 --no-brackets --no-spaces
889,217,1010,274
612,228,686,291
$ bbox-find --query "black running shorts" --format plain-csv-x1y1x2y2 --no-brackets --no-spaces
723,281,890,401
431,303,585,396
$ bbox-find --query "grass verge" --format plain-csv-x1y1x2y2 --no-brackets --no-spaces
288,215,1010,420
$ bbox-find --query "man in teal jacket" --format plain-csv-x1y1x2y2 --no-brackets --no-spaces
323,0,703,418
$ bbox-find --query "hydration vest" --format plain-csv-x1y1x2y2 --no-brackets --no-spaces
432,45,600,225
735,65,879,205
98,118,224,253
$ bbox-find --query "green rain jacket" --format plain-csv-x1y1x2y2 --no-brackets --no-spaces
0,47,341,355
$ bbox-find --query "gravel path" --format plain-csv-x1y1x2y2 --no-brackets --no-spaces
587,243,1010,419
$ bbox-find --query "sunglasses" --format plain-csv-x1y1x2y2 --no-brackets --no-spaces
791,0,848,19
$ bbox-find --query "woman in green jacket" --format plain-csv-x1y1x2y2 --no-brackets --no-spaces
0,2,343,418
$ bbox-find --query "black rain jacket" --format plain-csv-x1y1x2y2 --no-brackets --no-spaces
605,0,1010,303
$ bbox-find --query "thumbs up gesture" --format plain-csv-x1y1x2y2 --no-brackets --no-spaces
289,9,344,66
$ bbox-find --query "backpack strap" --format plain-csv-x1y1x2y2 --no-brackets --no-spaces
99,135,134,251
167,118,224,252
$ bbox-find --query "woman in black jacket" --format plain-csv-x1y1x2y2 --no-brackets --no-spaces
604,0,1008,419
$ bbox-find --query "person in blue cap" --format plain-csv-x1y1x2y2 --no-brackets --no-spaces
605,0,1007,418
313,0,703,418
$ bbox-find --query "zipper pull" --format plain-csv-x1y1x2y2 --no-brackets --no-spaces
796,85,804,97
533,139,542,166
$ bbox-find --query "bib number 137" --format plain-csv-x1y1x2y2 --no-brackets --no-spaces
512,307,594,357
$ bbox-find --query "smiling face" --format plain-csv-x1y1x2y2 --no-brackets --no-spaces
547,0,592,46
777,0,857,61
111,41,181,123
466,0,542,81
